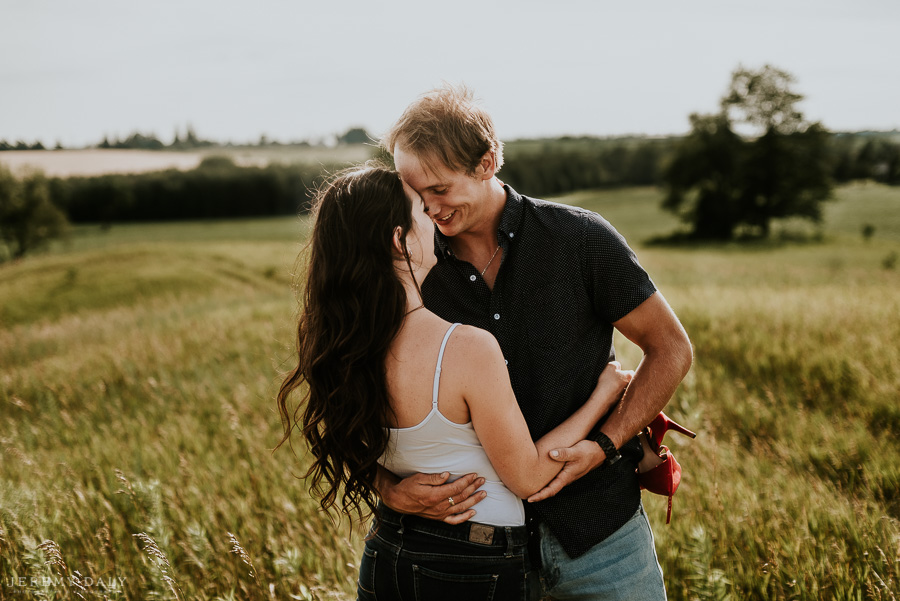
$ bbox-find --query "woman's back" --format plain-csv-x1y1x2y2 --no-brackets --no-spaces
384,312,470,427
381,316,525,526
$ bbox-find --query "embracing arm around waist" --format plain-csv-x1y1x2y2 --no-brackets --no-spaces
456,326,630,499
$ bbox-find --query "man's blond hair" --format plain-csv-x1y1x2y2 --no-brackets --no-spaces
382,84,504,176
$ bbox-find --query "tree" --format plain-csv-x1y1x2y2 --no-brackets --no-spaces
664,65,832,239
738,124,832,236
722,65,804,135
0,166,69,260
664,114,745,239
338,127,371,145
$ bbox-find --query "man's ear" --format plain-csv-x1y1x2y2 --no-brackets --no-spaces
391,226,405,256
473,151,497,181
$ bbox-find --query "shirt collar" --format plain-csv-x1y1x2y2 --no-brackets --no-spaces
433,182,525,259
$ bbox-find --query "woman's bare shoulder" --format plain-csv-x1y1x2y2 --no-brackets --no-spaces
449,324,501,349
443,325,504,372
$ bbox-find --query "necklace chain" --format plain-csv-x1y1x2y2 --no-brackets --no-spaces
480,244,502,278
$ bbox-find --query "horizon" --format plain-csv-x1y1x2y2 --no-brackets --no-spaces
5,125,900,152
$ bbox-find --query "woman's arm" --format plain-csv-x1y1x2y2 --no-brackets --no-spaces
457,327,631,499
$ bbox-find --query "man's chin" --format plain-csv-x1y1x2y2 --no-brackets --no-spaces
435,223,457,237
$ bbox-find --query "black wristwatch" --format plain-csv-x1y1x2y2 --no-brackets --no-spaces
594,432,621,466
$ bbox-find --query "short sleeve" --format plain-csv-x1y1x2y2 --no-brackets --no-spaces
580,210,657,323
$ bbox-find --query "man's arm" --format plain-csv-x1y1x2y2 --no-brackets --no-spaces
526,291,692,502
375,465,487,524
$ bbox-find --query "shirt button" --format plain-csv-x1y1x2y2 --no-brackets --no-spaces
470,275,477,282
493,313,500,320
509,232,515,238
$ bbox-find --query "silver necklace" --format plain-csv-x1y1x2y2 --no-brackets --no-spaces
480,244,501,277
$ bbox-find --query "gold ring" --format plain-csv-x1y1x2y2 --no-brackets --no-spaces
448,497,455,506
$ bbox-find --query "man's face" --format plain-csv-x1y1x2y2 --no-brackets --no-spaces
394,145,489,238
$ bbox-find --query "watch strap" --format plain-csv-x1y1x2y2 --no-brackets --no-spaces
594,432,621,466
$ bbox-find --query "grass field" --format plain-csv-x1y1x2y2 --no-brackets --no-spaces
1,184,899,600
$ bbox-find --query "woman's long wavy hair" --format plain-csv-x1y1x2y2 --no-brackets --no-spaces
276,162,419,524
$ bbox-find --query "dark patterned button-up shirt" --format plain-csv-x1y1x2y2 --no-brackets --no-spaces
421,184,657,558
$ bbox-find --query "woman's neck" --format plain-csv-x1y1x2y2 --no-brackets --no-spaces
397,264,427,314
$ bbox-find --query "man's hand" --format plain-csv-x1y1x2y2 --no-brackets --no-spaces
382,472,487,525
526,440,604,503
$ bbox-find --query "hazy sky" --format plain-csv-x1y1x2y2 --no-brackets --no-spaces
2,0,898,147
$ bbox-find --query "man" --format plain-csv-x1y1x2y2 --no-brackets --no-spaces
376,85,693,600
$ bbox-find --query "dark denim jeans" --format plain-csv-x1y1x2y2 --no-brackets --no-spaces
357,505,530,601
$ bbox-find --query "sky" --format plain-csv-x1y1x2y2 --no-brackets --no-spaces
1,0,899,147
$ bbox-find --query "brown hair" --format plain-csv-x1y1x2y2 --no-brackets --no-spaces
276,162,418,524
382,83,504,175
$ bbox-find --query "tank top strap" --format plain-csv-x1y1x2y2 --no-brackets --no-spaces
432,323,461,407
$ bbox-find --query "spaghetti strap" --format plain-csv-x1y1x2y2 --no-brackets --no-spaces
432,323,461,407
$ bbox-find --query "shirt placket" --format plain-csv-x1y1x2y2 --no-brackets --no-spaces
451,236,509,364
486,235,511,364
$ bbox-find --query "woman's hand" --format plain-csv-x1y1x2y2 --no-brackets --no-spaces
590,361,634,409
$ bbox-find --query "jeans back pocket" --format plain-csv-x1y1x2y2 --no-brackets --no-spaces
412,564,498,601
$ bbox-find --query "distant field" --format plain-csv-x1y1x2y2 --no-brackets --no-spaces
824,181,900,241
1,184,898,600
0,145,376,177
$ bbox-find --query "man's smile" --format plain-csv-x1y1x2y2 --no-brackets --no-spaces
435,210,457,223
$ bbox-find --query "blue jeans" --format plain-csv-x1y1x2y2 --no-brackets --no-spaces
357,505,530,601
530,506,667,601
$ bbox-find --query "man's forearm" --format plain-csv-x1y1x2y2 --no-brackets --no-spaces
599,339,693,451
374,464,400,504
602,291,694,451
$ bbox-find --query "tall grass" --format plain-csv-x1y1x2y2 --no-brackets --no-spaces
1,184,898,599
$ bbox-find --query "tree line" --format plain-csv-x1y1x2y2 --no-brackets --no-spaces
58,156,326,222
0,140,59,151
3,130,898,260
3,65,900,259
502,130,900,196
0,157,328,259
0,126,375,152
501,137,674,197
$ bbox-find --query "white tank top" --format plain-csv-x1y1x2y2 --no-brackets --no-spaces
380,323,525,527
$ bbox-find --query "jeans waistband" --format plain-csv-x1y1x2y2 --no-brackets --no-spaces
376,503,529,548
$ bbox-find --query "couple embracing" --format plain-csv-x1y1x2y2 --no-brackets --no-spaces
277,86,694,600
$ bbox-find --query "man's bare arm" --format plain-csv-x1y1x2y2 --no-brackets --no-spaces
527,292,692,502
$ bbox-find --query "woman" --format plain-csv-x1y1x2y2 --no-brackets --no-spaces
276,163,633,600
